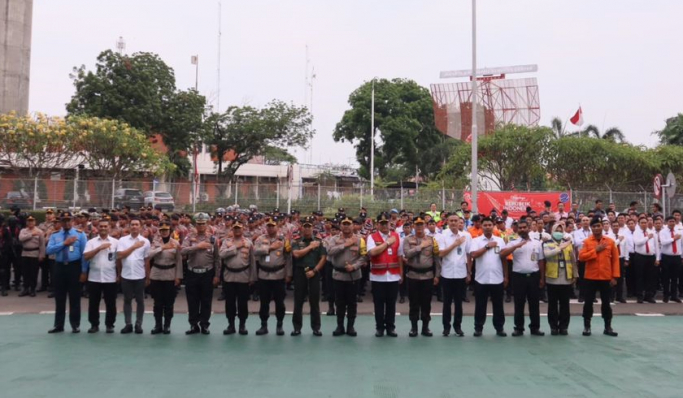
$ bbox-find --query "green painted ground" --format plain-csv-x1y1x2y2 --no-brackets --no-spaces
1,315,681,398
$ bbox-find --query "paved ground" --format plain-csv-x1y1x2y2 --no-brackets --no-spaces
2,285,683,317
1,314,682,398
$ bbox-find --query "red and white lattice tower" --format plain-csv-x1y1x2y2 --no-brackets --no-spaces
430,64,541,141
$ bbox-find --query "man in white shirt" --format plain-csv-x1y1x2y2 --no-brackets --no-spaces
437,214,470,337
81,219,119,334
658,216,682,303
608,220,628,303
632,216,659,303
116,219,151,334
573,216,592,302
554,202,569,222
500,220,545,337
501,210,514,230
426,219,441,237
367,213,403,337
469,217,508,337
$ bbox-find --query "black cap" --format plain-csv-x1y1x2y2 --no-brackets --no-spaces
301,217,314,227
376,212,390,223
60,211,73,220
590,216,603,227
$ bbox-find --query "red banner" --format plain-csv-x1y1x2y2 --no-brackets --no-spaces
464,191,571,219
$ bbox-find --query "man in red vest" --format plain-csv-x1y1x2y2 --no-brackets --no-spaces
367,212,403,337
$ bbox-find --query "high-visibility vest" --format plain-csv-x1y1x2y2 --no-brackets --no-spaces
544,241,576,279
370,231,401,276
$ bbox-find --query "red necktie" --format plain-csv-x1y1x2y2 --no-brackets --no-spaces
646,233,650,254
673,230,678,254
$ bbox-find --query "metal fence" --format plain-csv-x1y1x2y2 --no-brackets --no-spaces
0,176,679,216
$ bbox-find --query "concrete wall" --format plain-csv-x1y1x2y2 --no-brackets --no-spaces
0,0,33,115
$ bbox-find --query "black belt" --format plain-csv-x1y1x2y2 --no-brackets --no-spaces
513,271,539,277
188,267,213,274
226,265,250,273
22,247,39,252
60,260,80,266
407,266,433,274
153,263,175,270
333,266,353,273
258,264,285,273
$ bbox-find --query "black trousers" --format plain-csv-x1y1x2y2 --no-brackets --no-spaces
293,268,321,331
223,281,250,323
88,281,117,328
474,282,505,332
334,279,358,322
258,278,286,324
582,279,612,321
511,271,541,331
399,268,408,299
52,261,81,329
626,253,636,297
576,261,586,299
547,284,571,330
150,280,177,325
407,278,432,323
324,261,335,302
504,260,514,297
661,254,681,299
40,258,52,289
372,281,399,331
441,277,466,329
634,253,657,299
21,256,39,290
11,252,21,287
185,270,214,328
0,253,14,289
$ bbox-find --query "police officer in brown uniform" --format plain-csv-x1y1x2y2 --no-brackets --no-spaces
326,217,367,337
253,217,292,336
291,217,326,336
37,209,56,293
146,222,182,335
180,213,219,335
217,221,256,335
401,217,441,337
18,216,46,297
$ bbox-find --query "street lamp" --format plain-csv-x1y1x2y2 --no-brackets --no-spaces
370,78,376,199
470,0,478,214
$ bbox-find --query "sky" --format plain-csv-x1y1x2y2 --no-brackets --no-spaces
29,0,683,167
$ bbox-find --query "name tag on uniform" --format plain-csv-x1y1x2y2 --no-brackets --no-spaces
457,247,462,255
531,252,537,261
69,246,74,252
387,248,393,255
265,255,270,262
494,246,500,254
559,259,566,269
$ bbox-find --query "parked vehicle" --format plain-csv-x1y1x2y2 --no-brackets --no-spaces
144,191,175,211
113,188,144,210
2,191,33,209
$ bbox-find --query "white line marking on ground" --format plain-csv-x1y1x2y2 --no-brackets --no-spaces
39,311,55,314
635,313,664,316
0,312,13,315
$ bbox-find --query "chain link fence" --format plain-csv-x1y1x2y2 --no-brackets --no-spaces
1,175,680,216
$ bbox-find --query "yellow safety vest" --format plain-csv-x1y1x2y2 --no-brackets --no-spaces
544,241,576,279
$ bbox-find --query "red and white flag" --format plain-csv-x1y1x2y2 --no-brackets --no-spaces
570,106,584,126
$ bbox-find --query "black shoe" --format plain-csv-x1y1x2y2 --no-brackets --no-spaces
312,329,322,336
47,292,55,298
530,329,545,336
290,329,301,336
375,329,384,337
276,325,284,336
72,327,80,334
256,325,269,336
409,329,418,337
106,326,115,334
48,327,64,334
578,297,584,303
252,294,259,302
454,328,464,337
496,330,507,337
421,328,433,337
333,326,345,336
618,298,627,303
560,329,568,336
663,297,669,303
505,295,512,303
473,330,482,337
386,329,398,337
1,289,7,297
87,326,99,334
151,326,163,335
121,325,133,334
512,329,524,337
327,309,336,316
134,325,143,334
442,328,450,337
399,296,405,304
29,289,36,297
637,297,644,303
185,325,200,335
550,329,559,336
200,326,210,335
223,325,236,335
604,328,618,337
238,322,248,335
346,322,357,337
672,297,682,303
356,296,363,303
582,328,591,336
646,298,656,304
18,289,29,297
541,296,548,303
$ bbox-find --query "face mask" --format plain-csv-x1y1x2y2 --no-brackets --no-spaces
552,232,564,241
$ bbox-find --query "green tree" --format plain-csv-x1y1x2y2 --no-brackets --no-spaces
334,78,450,181
66,50,207,172
653,113,683,145
440,124,554,190
568,124,625,142
202,100,314,182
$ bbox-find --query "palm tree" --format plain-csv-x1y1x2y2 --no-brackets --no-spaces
653,113,683,145
550,117,565,138
569,124,625,142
